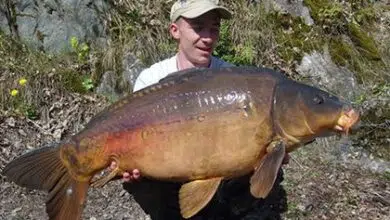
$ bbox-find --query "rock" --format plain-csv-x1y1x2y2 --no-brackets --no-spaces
11,207,22,216
297,204,306,212
296,49,362,101
52,128,61,140
262,0,314,25
0,0,110,54
96,51,144,100
95,70,120,101
122,51,144,91
5,117,15,127
18,129,27,136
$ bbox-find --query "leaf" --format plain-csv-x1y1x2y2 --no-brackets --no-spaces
82,78,94,91
70,37,79,50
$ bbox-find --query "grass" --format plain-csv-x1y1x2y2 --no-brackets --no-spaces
0,34,98,118
0,2,389,219
0,0,389,158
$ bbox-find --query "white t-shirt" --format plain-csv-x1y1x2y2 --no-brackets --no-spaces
133,54,234,92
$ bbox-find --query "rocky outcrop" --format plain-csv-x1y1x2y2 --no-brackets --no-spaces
0,0,109,53
262,0,314,25
96,51,145,100
296,49,362,101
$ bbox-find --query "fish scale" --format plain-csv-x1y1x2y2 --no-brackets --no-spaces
2,66,359,220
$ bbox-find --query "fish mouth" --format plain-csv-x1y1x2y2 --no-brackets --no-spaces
334,108,360,134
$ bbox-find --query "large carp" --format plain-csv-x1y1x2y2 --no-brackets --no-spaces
2,67,359,219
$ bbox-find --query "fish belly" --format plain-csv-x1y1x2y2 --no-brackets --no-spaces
117,110,268,182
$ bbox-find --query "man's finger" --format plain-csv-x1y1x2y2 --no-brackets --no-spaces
123,172,131,182
132,169,141,179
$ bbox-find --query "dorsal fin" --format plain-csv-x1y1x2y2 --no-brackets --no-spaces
158,66,287,85
158,67,207,84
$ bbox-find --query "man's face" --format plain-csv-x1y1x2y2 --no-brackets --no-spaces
170,11,221,66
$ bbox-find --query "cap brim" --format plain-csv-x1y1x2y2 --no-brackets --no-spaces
181,6,232,20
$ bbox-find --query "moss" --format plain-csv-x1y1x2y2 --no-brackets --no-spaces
304,0,347,34
329,37,355,66
301,0,385,84
327,33,384,84
353,7,377,26
303,0,331,22
348,22,381,61
269,11,322,64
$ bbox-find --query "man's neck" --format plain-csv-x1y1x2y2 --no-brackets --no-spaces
176,51,211,70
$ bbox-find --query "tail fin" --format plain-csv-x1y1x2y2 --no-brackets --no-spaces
2,144,90,220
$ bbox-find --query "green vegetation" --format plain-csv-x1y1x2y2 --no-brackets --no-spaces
0,34,96,118
328,37,354,66
70,36,90,63
348,22,380,61
213,22,256,65
0,0,389,158
105,0,176,65
270,11,320,65
303,0,387,82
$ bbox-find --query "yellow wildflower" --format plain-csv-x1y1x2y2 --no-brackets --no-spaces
19,78,27,86
11,89,18,96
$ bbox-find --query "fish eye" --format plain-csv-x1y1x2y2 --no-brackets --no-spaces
313,95,324,104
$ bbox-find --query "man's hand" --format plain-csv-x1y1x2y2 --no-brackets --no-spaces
110,161,141,182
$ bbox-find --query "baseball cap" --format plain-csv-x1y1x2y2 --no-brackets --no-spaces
170,0,232,22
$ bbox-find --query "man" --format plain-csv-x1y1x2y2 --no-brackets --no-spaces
133,0,233,92
114,0,288,219
113,0,234,183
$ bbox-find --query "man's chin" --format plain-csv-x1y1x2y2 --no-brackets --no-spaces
194,56,212,67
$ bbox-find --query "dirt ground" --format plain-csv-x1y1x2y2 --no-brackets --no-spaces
0,92,389,220
282,140,390,220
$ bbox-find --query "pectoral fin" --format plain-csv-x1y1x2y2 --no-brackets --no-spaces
179,177,222,219
91,158,122,188
250,141,286,198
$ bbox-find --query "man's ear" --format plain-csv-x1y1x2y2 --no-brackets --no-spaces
170,22,180,40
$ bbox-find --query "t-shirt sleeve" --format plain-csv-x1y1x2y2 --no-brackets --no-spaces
133,68,153,92
134,56,230,92
133,56,177,92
